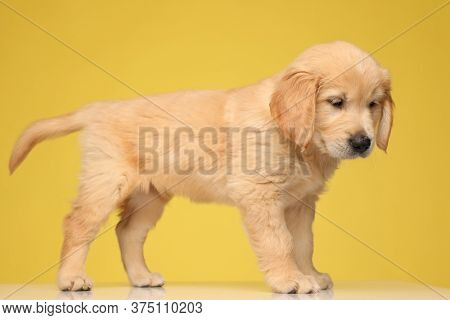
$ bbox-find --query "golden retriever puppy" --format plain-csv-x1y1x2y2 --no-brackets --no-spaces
9,41,393,293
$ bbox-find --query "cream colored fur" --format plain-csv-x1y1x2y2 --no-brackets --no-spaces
9,41,393,293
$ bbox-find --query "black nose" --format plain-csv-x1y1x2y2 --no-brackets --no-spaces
348,134,371,153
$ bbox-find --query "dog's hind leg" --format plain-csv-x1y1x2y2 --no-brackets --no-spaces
57,163,137,291
116,186,170,287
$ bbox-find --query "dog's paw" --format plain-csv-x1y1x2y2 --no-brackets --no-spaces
268,274,321,294
313,272,333,290
58,273,93,291
295,275,322,294
129,272,165,288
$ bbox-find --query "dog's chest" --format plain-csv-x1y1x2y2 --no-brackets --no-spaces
282,157,338,203
284,174,324,202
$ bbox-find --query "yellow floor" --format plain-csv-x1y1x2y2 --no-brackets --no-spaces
1,281,449,300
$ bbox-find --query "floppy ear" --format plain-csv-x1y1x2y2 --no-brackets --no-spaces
270,71,319,151
376,87,394,151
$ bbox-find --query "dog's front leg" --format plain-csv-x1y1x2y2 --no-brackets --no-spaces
242,201,321,294
285,196,333,290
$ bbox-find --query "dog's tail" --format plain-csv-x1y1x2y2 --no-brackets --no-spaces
9,108,90,174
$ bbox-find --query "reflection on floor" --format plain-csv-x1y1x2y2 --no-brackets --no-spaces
1,281,448,300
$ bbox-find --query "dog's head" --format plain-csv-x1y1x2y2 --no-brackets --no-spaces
270,41,393,159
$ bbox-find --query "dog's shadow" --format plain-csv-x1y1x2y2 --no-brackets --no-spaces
57,287,166,300
58,290,93,300
57,286,332,300
272,289,334,300
127,287,166,300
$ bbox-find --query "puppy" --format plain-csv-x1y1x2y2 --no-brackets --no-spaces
9,41,393,293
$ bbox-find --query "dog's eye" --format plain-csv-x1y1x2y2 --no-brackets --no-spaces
328,97,344,109
368,101,378,109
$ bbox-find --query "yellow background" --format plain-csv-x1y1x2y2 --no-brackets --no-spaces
1,0,449,288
